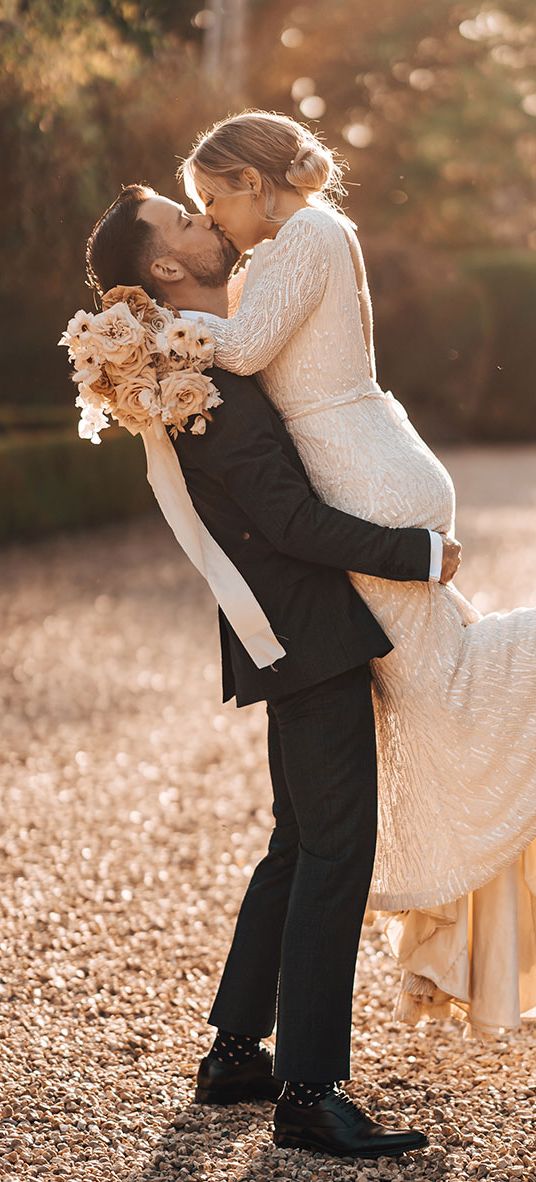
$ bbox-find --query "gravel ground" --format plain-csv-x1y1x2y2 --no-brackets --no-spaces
1,446,535,1182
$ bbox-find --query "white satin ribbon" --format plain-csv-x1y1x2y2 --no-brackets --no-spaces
140,416,287,669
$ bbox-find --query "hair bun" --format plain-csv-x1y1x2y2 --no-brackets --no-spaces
285,140,333,193
292,145,314,167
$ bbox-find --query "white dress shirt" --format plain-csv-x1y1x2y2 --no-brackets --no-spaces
428,530,444,580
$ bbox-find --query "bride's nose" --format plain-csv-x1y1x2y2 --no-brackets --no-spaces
193,212,214,230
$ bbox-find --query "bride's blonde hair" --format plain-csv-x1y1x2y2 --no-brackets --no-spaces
180,110,348,223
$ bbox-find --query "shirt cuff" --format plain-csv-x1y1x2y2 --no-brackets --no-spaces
428,530,443,581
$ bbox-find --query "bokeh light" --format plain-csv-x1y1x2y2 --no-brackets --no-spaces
343,122,373,148
299,95,326,118
281,27,304,48
291,76,315,101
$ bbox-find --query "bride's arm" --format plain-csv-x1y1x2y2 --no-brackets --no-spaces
191,217,330,375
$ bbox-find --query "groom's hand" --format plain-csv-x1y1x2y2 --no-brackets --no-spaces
439,535,462,583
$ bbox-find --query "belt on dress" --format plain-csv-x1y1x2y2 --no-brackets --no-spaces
281,385,408,424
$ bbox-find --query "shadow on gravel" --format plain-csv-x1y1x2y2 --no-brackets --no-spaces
129,1097,277,1181
133,1096,453,1182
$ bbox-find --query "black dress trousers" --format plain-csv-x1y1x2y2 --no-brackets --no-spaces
207,663,378,1082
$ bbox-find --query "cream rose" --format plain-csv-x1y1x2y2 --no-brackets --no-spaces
90,303,146,365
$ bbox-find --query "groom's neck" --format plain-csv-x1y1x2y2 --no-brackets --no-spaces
168,284,229,319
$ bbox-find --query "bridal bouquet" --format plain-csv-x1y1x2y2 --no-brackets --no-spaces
58,285,222,445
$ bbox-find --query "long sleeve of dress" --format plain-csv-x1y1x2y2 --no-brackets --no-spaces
195,216,331,375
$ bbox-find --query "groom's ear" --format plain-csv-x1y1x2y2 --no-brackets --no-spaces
150,254,186,284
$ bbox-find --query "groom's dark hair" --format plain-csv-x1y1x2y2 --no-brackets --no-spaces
85,183,162,303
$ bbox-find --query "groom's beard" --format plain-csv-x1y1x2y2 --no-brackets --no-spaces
180,230,239,288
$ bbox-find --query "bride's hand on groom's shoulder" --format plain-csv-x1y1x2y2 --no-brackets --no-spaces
439,535,462,584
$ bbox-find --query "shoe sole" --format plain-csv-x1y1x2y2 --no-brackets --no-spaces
273,1127,428,1158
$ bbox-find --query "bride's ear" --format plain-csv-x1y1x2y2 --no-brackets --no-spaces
240,166,262,197
150,255,186,283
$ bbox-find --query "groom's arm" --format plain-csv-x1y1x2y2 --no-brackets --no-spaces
181,371,432,583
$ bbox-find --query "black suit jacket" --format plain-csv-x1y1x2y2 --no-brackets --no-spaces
169,367,431,707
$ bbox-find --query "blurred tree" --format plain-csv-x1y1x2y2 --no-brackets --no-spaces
250,0,536,247
200,0,249,103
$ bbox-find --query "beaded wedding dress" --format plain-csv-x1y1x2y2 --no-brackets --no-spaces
198,204,536,1037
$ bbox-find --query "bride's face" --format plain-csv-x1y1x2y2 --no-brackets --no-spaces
197,174,269,255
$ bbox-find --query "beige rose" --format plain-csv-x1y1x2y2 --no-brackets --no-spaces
88,368,114,399
159,371,214,426
109,367,160,435
144,306,175,353
101,285,156,320
104,343,154,386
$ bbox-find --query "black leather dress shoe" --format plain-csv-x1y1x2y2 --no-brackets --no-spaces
194,1046,285,1105
273,1085,429,1159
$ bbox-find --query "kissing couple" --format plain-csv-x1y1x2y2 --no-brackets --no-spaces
82,111,536,1161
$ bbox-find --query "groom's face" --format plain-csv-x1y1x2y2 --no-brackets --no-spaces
137,195,239,287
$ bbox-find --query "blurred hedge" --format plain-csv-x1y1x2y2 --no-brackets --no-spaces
369,246,536,444
1,427,156,543
457,252,536,441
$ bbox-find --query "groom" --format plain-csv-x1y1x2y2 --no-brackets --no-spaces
86,187,460,1160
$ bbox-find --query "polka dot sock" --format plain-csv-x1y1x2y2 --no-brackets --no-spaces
283,1079,337,1106
210,1028,261,1065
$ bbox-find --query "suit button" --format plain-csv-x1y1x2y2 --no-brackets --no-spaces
242,531,251,541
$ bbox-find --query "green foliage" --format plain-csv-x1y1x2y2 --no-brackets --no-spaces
457,251,536,439
371,247,536,442
0,427,156,542
252,0,536,248
369,244,488,443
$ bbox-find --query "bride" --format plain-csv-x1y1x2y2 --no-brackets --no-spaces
179,111,536,1039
